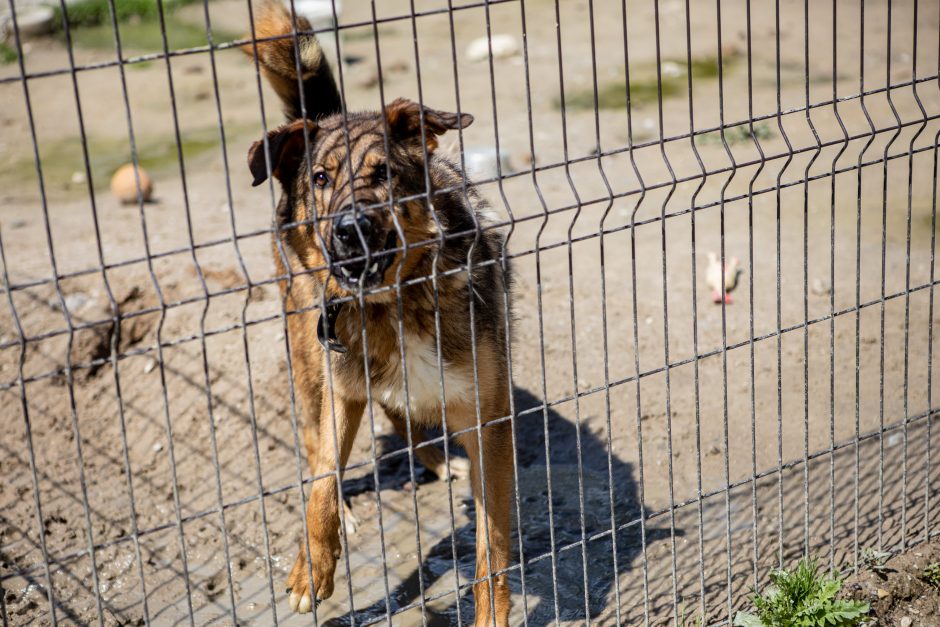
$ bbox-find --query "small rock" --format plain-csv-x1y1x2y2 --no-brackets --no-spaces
143,358,156,374
811,277,831,296
661,61,683,78
899,617,912,627
877,588,889,599
644,316,653,325
67,292,90,311
15,6,54,38
152,441,164,453
463,146,513,180
465,35,519,62
70,171,86,185
708,445,721,456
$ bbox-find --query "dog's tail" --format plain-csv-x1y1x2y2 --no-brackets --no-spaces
242,1,342,121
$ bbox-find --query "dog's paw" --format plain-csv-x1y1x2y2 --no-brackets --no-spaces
285,541,338,613
431,455,470,481
342,501,359,536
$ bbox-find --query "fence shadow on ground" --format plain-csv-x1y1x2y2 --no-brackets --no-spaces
332,386,678,625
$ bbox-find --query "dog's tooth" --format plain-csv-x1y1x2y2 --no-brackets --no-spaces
369,262,379,274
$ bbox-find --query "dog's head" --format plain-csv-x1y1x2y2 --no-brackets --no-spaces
248,98,473,297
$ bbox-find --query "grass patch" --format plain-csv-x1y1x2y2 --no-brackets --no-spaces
61,14,236,52
558,56,727,111
52,0,238,53
0,41,17,65
0,127,236,197
697,122,773,146
733,557,869,627
53,0,196,29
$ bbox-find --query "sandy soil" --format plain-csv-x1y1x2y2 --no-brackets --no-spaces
2,0,940,624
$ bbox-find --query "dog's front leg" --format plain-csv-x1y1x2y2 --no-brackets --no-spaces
287,392,365,613
455,405,513,627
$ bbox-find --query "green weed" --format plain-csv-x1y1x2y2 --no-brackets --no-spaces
733,557,869,627
922,562,940,587
0,41,17,65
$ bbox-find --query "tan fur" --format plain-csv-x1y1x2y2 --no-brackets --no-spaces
246,7,512,624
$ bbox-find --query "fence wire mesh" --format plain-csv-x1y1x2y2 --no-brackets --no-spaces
1,0,939,624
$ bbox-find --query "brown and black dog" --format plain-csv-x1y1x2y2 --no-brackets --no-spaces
244,4,512,624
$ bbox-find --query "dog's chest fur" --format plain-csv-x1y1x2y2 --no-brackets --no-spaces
337,306,473,415
373,331,473,413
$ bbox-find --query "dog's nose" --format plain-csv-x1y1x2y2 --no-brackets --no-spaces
333,209,373,249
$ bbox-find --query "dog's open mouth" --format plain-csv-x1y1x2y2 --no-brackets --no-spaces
332,230,398,289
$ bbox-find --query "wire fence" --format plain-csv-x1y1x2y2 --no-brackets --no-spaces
1,0,939,624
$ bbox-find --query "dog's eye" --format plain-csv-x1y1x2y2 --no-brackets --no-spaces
373,164,389,184
313,171,330,188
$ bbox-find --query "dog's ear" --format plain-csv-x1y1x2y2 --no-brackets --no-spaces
385,98,473,152
247,119,317,187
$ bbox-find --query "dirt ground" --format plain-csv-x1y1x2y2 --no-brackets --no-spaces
2,0,940,624
843,540,940,626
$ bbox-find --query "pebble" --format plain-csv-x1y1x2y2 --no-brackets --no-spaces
899,617,912,627
15,6,54,37
465,35,519,62
63,292,89,312
708,445,721,456
877,588,889,598
143,358,157,374
661,61,683,78
462,146,513,180
152,441,164,453
811,277,831,296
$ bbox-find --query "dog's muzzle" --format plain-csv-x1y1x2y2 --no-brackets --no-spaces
330,207,397,289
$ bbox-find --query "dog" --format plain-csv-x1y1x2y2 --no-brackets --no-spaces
244,4,513,624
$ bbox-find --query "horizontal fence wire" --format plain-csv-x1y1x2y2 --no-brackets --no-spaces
1,0,939,625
